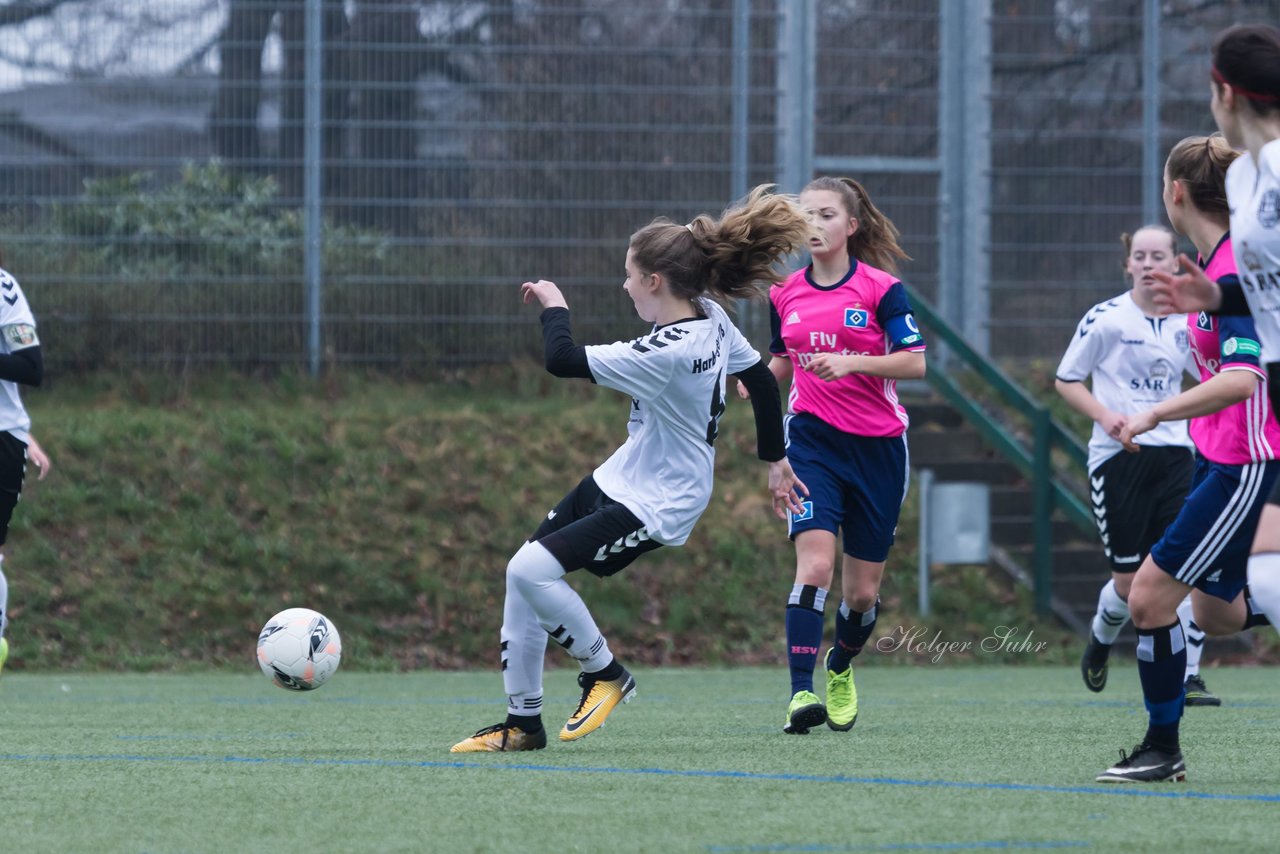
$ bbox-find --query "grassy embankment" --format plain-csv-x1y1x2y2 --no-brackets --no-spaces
7,368,1082,673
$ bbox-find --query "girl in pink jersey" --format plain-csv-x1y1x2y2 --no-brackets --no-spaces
1148,23,1280,666
743,176,925,734
1098,134,1280,784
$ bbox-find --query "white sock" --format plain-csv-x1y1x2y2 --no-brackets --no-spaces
507,540,613,673
1177,595,1204,679
1090,579,1129,644
1246,552,1280,634
0,555,7,638
501,559,548,719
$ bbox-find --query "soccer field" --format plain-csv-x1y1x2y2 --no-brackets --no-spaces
2,666,1276,853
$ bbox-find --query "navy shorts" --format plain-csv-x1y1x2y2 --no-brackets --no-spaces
784,412,908,563
1149,457,1280,602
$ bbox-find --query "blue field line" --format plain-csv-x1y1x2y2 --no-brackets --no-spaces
706,841,1089,852
2,752,1278,802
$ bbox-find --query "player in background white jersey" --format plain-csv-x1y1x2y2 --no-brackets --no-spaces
451,186,812,753
1055,224,1224,705
1149,24,1280,663
0,256,50,679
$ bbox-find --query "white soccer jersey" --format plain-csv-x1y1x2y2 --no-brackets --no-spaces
1226,138,1280,365
586,297,762,545
0,267,37,440
1056,292,1195,472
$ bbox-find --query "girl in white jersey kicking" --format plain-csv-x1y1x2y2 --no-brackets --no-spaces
1150,23,1280,674
1056,223,1222,706
741,176,926,735
451,186,811,753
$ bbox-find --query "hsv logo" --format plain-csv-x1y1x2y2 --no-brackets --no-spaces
844,308,869,329
790,645,820,655
791,501,814,522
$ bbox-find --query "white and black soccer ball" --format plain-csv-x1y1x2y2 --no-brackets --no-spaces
256,608,342,691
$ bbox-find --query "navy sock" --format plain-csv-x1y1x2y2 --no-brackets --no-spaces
1136,620,1186,752
828,597,879,673
785,584,827,694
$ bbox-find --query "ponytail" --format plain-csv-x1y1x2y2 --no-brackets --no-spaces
629,184,814,303
1165,134,1239,225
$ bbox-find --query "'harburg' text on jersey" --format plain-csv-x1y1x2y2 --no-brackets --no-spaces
585,298,761,546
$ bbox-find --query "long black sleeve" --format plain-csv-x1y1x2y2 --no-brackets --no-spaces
0,345,42,386
734,358,785,462
1216,280,1251,316
539,307,593,379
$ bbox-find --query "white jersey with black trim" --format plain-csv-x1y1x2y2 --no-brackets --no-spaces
586,297,761,546
1056,291,1195,472
0,267,37,440
1226,138,1280,365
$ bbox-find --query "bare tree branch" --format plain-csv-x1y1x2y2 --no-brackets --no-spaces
0,0,75,28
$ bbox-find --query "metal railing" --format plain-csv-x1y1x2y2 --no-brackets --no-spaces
907,284,1092,615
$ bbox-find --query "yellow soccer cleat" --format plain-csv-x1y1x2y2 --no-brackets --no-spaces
560,667,637,742
0,636,7,679
823,648,858,731
450,723,547,753
783,689,827,734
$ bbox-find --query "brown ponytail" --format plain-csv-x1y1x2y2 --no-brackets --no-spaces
1165,134,1239,225
629,184,815,303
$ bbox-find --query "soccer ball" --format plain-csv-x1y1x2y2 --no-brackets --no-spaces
256,608,342,691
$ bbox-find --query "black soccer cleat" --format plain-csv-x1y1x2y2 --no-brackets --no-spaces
1096,742,1186,783
1080,635,1111,693
1183,674,1222,707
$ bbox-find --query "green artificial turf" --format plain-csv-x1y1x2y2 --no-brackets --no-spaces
2,665,1276,852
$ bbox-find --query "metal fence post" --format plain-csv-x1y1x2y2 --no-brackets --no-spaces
304,0,324,377
1142,0,1162,226
775,0,815,193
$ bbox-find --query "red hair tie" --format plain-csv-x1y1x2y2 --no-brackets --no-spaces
1212,65,1280,104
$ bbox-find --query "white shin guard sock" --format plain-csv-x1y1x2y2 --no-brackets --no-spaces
501,566,549,719
507,540,614,673
1090,578,1130,644
1176,596,1204,679
1246,552,1280,633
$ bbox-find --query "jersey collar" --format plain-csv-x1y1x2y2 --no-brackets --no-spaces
804,259,858,291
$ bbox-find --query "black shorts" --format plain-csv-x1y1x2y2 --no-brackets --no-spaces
1089,445,1194,574
0,431,28,546
530,474,663,578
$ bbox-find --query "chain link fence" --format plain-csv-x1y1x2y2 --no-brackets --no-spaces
0,0,1274,372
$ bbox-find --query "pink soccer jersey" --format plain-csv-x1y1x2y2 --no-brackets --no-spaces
1186,237,1280,465
769,262,926,437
